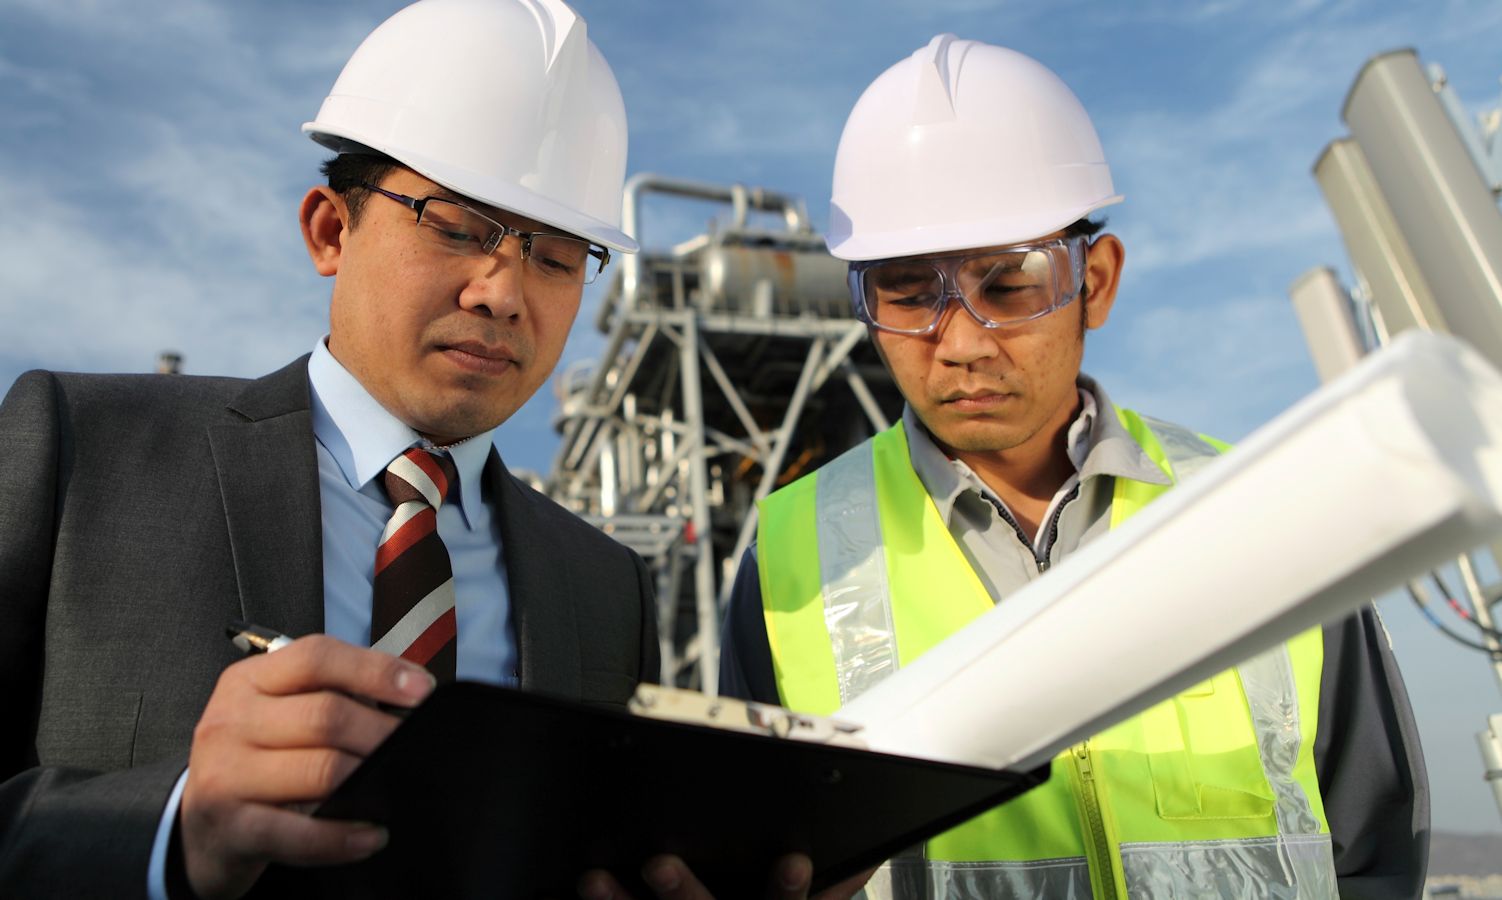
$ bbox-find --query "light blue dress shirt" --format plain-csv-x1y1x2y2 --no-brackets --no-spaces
308,339,517,684
149,341,517,897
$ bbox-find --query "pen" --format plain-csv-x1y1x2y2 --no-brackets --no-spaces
225,620,418,717
226,620,294,655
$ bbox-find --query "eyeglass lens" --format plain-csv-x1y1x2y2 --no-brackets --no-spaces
861,245,1076,331
414,199,603,284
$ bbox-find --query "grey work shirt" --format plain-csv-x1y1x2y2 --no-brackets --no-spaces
907,375,1168,594
719,375,1429,899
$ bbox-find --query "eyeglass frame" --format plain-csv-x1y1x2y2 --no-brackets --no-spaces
847,234,1091,336
358,182,612,283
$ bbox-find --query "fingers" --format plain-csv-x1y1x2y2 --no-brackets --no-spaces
767,854,813,900
578,868,629,900
575,856,712,900
184,803,388,898
640,855,713,900
181,635,435,898
219,803,388,867
246,690,399,756
201,746,364,806
241,634,436,709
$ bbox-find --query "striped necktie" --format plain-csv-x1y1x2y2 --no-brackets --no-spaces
371,448,458,682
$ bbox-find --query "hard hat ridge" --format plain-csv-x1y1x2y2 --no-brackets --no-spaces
525,0,581,72
913,34,960,124
827,35,1122,262
304,0,637,254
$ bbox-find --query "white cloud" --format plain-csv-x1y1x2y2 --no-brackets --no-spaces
0,168,325,379
1088,289,1317,440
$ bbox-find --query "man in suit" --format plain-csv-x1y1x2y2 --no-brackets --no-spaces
0,1,666,896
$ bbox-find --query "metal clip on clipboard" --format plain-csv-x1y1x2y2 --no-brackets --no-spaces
629,684,868,749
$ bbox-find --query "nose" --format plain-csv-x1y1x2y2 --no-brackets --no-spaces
932,292,1001,367
458,245,527,319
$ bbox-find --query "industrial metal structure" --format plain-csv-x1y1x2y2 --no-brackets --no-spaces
545,175,902,692
1292,48,1502,823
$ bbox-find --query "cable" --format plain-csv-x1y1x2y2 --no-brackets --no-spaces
1429,570,1502,641
1407,583,1502,654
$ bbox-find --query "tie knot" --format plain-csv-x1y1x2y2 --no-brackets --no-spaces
382,448,458,511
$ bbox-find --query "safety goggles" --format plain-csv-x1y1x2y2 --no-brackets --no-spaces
848,235,1089,335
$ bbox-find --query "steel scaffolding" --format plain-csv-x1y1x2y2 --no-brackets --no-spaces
546,174,901,692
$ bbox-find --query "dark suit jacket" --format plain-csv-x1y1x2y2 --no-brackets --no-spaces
0,357,659,896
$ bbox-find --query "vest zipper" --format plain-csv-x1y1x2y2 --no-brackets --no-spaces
1037,483,1079,573
982,480,1079,575
1074,743,1119,900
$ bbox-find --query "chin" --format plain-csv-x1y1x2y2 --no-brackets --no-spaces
926,421,1023,454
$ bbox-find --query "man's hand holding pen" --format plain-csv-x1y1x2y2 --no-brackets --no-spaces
180,633,435,899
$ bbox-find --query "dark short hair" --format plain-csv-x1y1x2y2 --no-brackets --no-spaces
1064,216,1107,240
1067,216,1108,313
319,151,403,226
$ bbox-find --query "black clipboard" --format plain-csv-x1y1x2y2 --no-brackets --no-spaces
303,682,1045,897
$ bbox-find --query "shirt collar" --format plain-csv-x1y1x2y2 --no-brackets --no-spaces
903,373,1170,525
307,338,493,530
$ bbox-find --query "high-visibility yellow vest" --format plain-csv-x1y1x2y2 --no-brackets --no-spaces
757,409,1337,899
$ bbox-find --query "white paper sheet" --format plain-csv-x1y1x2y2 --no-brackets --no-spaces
836,331,1502,771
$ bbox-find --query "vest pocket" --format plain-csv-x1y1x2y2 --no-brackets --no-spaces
1145,676,1274,820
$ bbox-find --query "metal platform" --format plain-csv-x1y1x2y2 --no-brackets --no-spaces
546,175,902,691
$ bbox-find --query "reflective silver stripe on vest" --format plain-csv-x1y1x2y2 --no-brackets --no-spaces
815,445,899,705
1237,650,1338,898
1138,413,1220,481
1119,834,1336,900
858,856,1093,900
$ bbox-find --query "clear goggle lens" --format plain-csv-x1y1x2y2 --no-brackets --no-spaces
855,236,1086,333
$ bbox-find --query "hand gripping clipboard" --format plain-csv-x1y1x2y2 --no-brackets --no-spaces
303,681,1045,898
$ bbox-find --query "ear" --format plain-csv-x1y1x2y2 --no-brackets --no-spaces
300,186,347,277
1081,233,1124,330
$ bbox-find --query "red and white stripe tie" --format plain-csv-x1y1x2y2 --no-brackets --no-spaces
371,448,458,682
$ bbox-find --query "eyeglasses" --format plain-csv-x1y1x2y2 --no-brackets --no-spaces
848,235,1089,335
360,183,611,285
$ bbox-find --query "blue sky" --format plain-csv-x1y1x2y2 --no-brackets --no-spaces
4,0,1502,834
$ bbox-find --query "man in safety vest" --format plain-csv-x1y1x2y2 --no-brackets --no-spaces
720,35,1428,900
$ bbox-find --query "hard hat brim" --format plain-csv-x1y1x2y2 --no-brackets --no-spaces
826,195,1123,262
304,124,640,255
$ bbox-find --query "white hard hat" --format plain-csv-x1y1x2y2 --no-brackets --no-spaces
304,0,638,254
826,35,1122,262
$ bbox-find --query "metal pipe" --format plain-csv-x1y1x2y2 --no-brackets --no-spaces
811,322,870,390
697,335,772,459
1478,714,1502,822
677,313,720,694
841,359,892,432
1458,551,1502,824
716,339,829,613
558,309,633,471
1459,552,1502,694
621,174,816,314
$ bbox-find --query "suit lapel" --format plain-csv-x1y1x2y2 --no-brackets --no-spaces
487,452,581,698
208,356,324,638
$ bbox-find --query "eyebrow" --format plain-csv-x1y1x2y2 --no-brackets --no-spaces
428,186,499,217
424,187,585,242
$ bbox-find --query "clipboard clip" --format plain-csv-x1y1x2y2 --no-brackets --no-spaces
629,685,867,749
